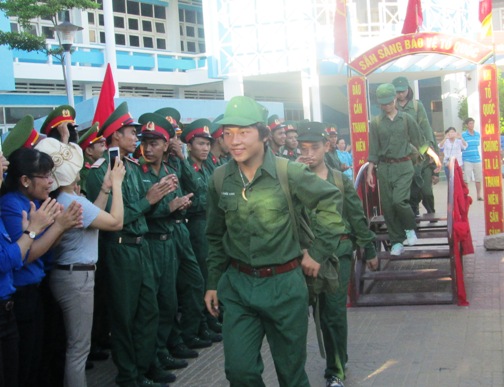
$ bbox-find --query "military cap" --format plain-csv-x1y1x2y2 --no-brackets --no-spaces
40,105,77,135
3,115,46,158
138,112,175,142
98,102,141,139
155,107,181,128
267,114,286,132
216,96,268,127
392,76,410,92
283,120,298,133
180,118,213,144
78,123,105,151
210,114,224,139
297,121,328,142
376,83,396,104
325,124,338,136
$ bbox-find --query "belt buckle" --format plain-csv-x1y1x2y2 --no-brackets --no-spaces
250,268,261,278
5,300,14,311
135,236,142,244
160,234,168,241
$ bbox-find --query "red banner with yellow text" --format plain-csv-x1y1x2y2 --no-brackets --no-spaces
478,64,503,235
348,76,369,178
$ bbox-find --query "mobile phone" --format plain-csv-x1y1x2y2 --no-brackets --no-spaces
108,146,119,169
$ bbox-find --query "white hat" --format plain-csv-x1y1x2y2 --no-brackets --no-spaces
35,138,83,191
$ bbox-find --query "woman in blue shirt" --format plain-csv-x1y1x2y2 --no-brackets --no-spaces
0,152,59,387
0,148,83,387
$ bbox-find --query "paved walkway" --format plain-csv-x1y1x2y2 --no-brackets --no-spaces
88,180,499,386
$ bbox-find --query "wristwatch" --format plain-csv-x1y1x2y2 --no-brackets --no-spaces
23,230,37,239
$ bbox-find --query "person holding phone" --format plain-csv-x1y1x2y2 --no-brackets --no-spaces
438,127,467,179
86,102,177,387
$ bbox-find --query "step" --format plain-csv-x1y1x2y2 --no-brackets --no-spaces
354,292,455,306
375,230,448,241
361,268,452,281
370,213,447,225
377,248,451,260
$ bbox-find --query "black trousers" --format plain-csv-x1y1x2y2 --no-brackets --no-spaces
0,304,19,387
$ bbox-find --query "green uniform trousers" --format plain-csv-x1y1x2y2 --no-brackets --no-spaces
186,215,209,283
319,250,352,381
218,265,310,387
147,236,178,358
377,161,417,245
167,223,204,346
410,161,435,215
105,240,159,386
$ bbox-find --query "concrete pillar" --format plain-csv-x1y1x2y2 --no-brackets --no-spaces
223,75,244,100
466,68,480,127
441,72,467,133
166,0,181,52
301,69,312,120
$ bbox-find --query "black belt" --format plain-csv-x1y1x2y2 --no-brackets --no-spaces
380,156,410,164
115,235,144,245
55,264,96,271
0,299,14,312
230,258,300,278
145,233,171,241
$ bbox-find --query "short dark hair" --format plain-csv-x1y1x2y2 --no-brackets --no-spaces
445,127,456,134
464,117,475,125
2,148,54,194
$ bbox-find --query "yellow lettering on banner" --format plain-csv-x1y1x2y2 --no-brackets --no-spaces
358,54,378,71
354,103,363,114
352,84,361,95
483,141,499,152
405,38,424,50
493,158,501,169
483,103,496,116
489,228,502,235
485,86,492,98
488,194,499,205
356,140,366,151
352,122,367,133
484,123,495,135
485,176,501,187
490,211,500,223
377,42,403,59
482,69,493,81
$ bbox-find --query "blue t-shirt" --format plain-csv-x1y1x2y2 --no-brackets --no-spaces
52,192,100,265
0,191,51,287
0,219,23,299
336,150,353,179
461,130,481,163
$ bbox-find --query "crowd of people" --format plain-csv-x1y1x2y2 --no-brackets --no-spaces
0,80,481,387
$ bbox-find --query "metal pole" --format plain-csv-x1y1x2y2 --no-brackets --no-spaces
64,50,74,107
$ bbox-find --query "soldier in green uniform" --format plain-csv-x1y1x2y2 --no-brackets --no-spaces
181,120,223,341
392,76,440,216
324,125,343,171
204,96,347,387
137,113,190,375
366,84,440,256
297,121,378,387
279,121,301,161
86,102,176,387
267,114,286,156
78,123,107,197
40,104,79,143
206,114,230,172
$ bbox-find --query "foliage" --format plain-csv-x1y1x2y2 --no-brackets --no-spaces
457,95,468,123
0,0,98,53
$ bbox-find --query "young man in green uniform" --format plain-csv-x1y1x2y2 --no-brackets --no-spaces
204,96,346,387
181,120,222,342
40,104,79,143
324,125,343,171
366,84,440,256
279,122,301,161
137,113,191,376
297,121,378,387
392,76,440,216
78,123,107,197
86,102,176,387
206,114,230,172
267,114,286,155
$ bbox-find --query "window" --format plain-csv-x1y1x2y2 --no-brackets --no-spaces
143,37,153,48
156,22,165,33
157,39,166,50
179,6,205,53
141,3,153,17
186,26,195,37
113,0,126,13
130,35,140,47
88,13,95,25
142,20,152,32
89,30,96,43
129,18,139,30
41,26,54,39
127,1,139,15
155,6,166,19
187,42,196,52
115,33,126,45
114,16,125,29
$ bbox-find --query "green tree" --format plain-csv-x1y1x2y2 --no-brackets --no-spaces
0,0,98,55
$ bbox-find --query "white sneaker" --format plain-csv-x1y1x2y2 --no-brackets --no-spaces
405,229,417,246
390,243,405,256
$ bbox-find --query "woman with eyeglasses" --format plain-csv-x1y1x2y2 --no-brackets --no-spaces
0,147,83,387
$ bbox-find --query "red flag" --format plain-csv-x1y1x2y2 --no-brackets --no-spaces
92,63,116,128
333,0,349,63
401,0,423,34
479,0,492,37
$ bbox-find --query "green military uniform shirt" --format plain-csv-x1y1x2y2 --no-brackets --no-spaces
397,99,439,152
78,155,94,196
86,153,151,236
368,110,427,164
279,146,301,161
185,156,212,217
206,151,347,290
325,150,343,171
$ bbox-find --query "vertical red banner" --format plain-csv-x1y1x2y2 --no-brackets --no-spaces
478,64,503,235
348,76,369,178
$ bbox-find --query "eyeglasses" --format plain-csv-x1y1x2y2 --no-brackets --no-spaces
30,174,52,180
